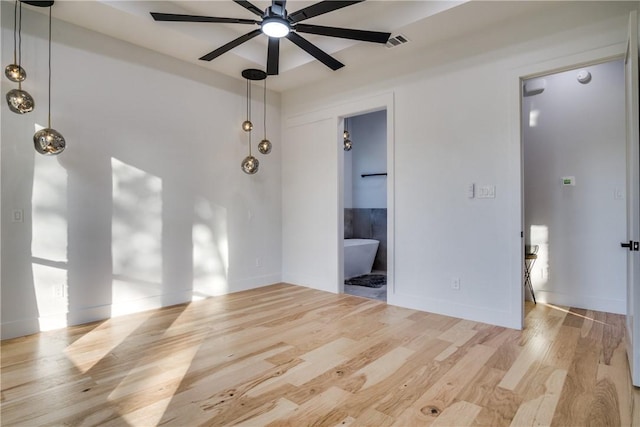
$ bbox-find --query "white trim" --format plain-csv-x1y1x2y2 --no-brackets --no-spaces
1,318,41,340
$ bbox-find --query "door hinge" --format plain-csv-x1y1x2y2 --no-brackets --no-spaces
621,241,640,251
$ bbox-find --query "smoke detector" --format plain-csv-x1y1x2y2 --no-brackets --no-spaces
577,70,591,84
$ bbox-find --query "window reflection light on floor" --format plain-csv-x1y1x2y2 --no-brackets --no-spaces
544,303,610,326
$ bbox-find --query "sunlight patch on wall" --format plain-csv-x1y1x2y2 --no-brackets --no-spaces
111,158,163,314
31,155,69,331
193,197,229,299
529,109,540,128
529,224,549,291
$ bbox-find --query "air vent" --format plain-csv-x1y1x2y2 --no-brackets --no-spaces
386,34,410,48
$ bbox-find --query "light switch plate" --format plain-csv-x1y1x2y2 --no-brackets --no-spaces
477,185,496,199
467,183,475,199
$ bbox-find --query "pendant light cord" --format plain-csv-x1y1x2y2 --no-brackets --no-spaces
246,79,250,123
247,79,252,156
48,6,52,128
17,1,23,90
18,1,22,67
263,79,267,139
12,1,17,64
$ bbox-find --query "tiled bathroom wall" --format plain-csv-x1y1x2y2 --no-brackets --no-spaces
344,208,387,271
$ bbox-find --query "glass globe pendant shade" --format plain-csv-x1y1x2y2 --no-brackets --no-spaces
242,120,253,132
258,138,272,155
6,88,34,114
241,155,259,174
5,64,26,82
33,127,66,155
344,139,352,151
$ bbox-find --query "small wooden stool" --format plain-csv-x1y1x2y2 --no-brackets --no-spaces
524,245,538,304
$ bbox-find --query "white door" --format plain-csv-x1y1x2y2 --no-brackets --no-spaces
625,10,640,387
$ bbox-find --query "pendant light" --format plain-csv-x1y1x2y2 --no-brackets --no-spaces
33,4,65,155
5,0,34,114
343,118,352,151
5,1,26,82
240,69,266,174
258,78,272,155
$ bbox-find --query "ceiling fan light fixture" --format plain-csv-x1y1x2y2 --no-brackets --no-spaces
261,17,290,38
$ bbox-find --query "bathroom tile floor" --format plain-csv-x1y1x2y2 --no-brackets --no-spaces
344,271,387,302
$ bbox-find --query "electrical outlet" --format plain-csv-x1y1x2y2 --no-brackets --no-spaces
451,277,460,290
53,284,65,298
12,209,23,223
255,257,261,267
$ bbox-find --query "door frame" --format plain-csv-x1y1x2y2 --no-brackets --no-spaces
624,9,640,386
509,44,626,328
336,93,395,297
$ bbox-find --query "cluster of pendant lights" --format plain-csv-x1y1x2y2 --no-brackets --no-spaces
4,0,65,156
343,118,353,151
240,69,272,175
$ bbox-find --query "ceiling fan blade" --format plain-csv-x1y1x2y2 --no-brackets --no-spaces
233,0,264,17
295,23,390,44
267,38,280,75
288,0,363,24
199,29,263,61
150,12,258,25
286,32,344,71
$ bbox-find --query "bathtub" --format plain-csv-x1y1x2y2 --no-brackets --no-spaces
344,239,379,279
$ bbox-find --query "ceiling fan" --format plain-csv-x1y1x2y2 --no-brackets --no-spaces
150,0,391,75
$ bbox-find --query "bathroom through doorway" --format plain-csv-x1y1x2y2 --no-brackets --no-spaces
342,110,388,302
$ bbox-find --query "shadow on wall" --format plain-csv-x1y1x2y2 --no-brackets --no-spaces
1,2,282,339
344,208,387,271
21,152,231,332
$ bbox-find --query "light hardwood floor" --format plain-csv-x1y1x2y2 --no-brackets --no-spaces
2,283,640,426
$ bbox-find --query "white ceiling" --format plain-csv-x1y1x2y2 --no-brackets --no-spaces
40,1,560,92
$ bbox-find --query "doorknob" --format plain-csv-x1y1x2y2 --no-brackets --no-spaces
621,241,640,251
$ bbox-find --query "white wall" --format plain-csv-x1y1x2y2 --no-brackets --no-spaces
350,110,387,209
523,60,626,313
1,6,282,339
281,2,639,329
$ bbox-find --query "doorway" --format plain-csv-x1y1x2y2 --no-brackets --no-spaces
342,110,388,302
521,59,627,314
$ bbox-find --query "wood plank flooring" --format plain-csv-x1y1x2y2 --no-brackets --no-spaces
2,283,639,426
